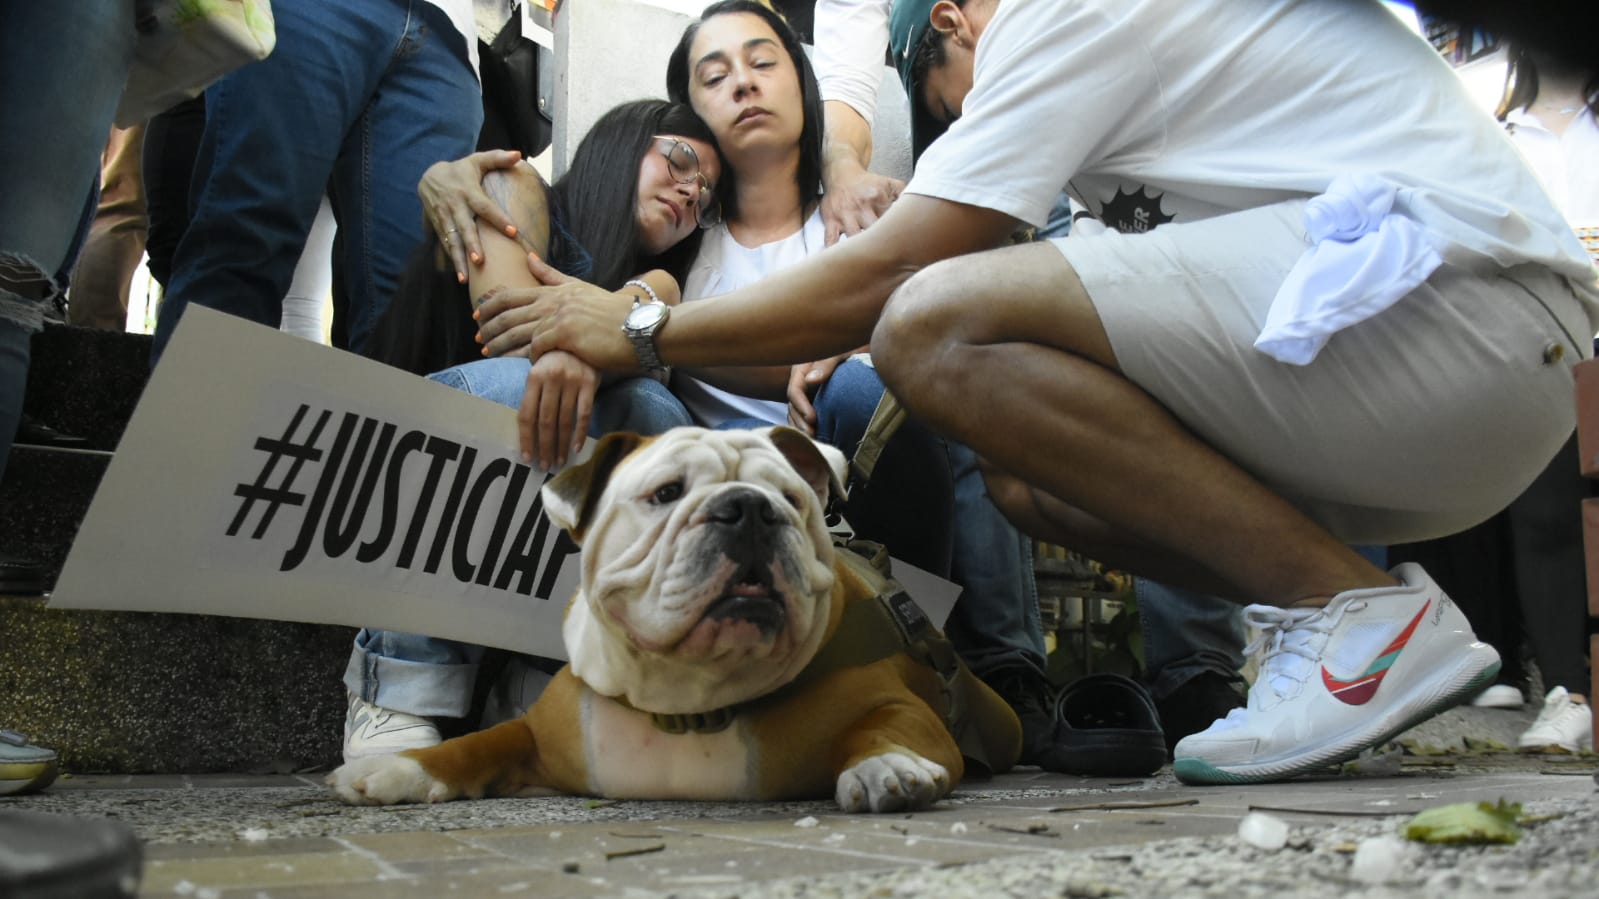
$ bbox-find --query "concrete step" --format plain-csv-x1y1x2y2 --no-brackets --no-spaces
0,595,350,774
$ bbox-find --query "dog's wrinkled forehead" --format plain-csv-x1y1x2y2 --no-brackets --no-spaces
609,428,821,503
542,427,846,542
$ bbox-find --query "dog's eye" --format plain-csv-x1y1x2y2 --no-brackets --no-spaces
782,491,803,510
650,480,684,505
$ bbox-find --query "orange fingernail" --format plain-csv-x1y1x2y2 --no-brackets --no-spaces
481,347,489,356
456,271,466,284
470,252,481,264
471,309,480,321
506,225,517,237
474,332,483,344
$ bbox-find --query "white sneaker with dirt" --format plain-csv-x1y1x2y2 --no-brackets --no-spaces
342,693,442,763
1173,563,1500,785
1469,684,1524,709
1516,687,1593,753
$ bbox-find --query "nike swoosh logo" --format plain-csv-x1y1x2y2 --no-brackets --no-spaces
1320,600,1431,706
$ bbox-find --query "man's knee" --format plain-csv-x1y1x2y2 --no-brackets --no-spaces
871,259,968,396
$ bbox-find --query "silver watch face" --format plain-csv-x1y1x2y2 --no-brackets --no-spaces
626,301,668,331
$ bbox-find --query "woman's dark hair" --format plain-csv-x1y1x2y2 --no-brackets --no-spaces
665,0,824,223
368,99,719,375
1496,43,1599,121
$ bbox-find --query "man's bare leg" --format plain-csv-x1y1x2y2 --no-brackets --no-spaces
871,241,1389,609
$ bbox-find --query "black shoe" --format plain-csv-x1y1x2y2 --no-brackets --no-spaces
0,810,142,898
0,552,47,597
1052,673,1166,776
979,664,1065,770
1153,671,1245,756
14,415,88,449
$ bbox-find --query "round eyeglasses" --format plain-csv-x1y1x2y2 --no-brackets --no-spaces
653,136,722,229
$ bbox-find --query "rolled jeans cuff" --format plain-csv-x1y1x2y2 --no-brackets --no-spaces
343,646,479,718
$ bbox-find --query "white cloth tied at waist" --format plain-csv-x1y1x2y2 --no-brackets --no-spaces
1255,174,1443,365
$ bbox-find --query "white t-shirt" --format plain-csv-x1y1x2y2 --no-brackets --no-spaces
676,211,830,427
906,0,1599,309
427,0,481,75
813,0,893,126
1505,106,1599,266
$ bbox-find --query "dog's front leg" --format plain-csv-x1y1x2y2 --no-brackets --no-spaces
329,718,544,805
830,700,962,813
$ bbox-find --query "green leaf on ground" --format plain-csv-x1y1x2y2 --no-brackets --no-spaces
1402,800,1523,844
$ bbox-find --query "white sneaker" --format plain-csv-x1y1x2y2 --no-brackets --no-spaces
342,693,442,763
1173,564,1500,784
1516,687,1593,753
1469,684,1525,708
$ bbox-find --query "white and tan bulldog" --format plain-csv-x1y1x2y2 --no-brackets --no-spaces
329,426,1021,812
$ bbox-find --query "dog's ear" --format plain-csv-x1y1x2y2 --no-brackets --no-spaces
766,426,848,507
542,432,647,543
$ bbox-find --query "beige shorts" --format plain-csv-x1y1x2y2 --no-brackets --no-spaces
1049,202,1597,545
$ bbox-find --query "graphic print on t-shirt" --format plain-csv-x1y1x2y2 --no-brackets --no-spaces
1096,184,1175,234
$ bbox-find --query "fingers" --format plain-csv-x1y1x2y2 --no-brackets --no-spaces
526,252,572,286
482,321,534,358
517,371,542,466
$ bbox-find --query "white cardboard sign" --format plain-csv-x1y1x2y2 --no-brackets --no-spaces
49,307,957,657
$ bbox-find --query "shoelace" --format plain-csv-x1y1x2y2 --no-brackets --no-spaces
1235,599,1369,709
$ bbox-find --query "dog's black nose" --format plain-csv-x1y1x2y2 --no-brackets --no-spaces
705,488,780,528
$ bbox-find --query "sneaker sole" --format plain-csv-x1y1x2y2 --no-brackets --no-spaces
0,759,60,796
1173,650,1500,785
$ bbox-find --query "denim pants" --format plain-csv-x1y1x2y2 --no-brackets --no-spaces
728,359,1047,677
345,358,693,716
150,0,480,364
0,0,137,475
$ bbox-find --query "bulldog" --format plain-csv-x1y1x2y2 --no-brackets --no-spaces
329,426,1021,812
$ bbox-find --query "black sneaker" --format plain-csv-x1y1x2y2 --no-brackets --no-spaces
980,664,1066,770
1153,671,1245,756
0,810,142,898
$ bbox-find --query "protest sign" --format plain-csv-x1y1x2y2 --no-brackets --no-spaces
50,307,958,658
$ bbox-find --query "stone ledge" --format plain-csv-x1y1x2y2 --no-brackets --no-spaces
0,598,351,774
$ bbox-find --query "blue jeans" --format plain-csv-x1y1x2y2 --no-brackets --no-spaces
0,0,137,475
345,358,693,716
729,359,1045,676
150,0,480,364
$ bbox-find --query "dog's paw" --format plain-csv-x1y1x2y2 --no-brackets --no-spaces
835,751,950,813
326,754,456,806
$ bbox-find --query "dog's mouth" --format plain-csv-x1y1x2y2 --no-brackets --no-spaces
699,563,787,640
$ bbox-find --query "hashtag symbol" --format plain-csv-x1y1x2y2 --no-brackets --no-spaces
228,404,333,539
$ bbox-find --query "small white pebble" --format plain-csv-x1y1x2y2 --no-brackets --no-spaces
497,883,531,893
949,822,968,834
548,831,562,839
1351,835,1409,884
238,828,270,842
1237,812,1289,851
174,881,197,896
794,816,821,828
196,889,222,899
905,837,920,847
824,832,847,843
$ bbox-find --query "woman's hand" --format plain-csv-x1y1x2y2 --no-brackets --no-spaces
418,150,523,282
519,350,598,471
785,352,854,435
819,159,904,246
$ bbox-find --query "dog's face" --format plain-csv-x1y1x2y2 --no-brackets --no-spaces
543,427,847,714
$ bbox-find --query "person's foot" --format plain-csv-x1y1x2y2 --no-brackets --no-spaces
0,809,142,898
1153,671,1245,756
1516,687,1593,753
0,552,47,597
1172,563,1500,785
0,730,59,796
1470,683,1525,709
342,693,442,763
980,664,1068,770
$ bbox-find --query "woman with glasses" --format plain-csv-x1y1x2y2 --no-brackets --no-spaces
340,99,723,765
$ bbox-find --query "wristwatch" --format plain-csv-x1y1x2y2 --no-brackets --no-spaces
622,300,670,373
